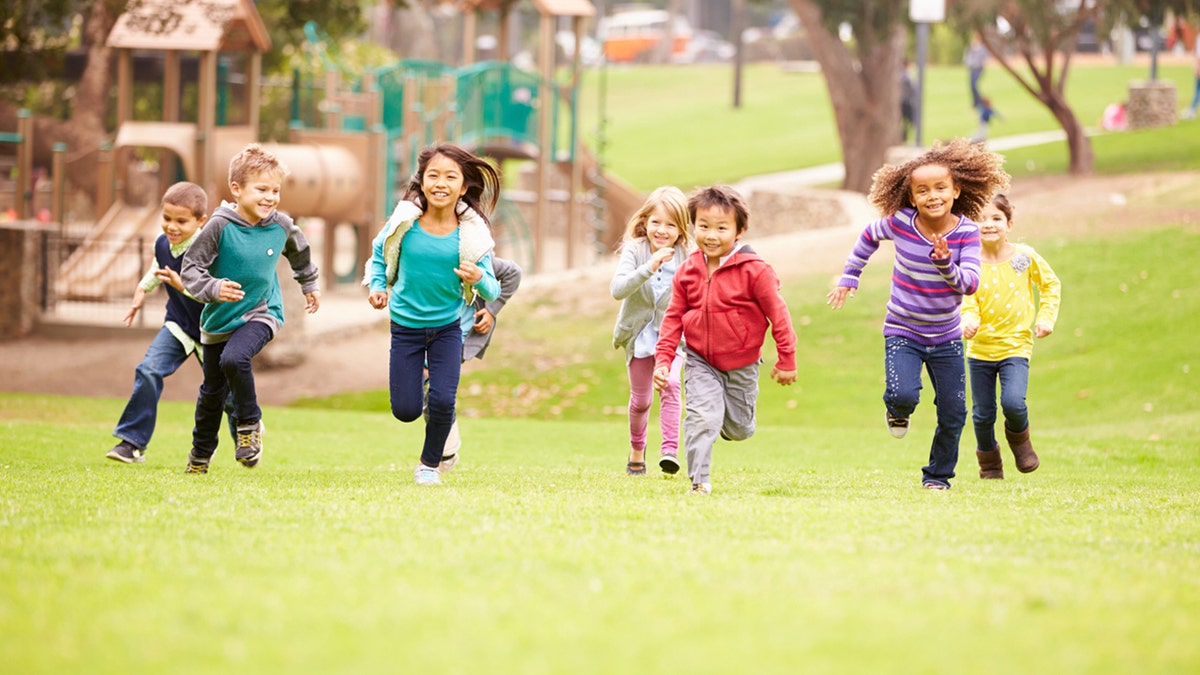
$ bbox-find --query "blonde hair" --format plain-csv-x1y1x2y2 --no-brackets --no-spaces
867,138,1009,221
161,181,207,219
228,143,287,187
623,185,693,249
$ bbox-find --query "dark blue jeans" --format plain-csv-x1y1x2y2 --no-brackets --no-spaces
191,321,273,459
114,326,197,450
884,336,967,487
390,321,462,469
968,356,1030,452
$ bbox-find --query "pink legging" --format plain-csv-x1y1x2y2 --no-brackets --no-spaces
627,354,682,455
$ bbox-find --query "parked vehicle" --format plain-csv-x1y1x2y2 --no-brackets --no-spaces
596,8,691,63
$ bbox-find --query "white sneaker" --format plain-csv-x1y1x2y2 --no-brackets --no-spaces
688,482,711,495
414,464,442,486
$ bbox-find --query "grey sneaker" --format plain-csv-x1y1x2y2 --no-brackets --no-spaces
886,411,909,439
414,464,442,486
439,420,461,473
185,450,209,474
106,440,145,464
235,420,264,468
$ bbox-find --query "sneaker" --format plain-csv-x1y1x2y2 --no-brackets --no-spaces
106,440,145,464
438,453,458,474
719,429,731,441
922,480,950,490
886,411,909,439
235,420,264,468
414,464,442,486
185,450,209,474
688,482,711,495
659,454,681,475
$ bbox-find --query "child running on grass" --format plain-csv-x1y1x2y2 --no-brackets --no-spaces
653,186,797,495
961,193,1060,478
611,186,694,477
827,138,1008,490
435,255,522,473
366,143,501,486
106,182,209,464
182,143,321,473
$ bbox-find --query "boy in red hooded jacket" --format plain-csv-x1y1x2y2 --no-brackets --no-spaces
653,186,798,495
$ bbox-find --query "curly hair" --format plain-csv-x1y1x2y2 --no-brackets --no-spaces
622,185,694,249
404,143,501,223
688,185,750,233
228,143,287,187
867,138,1009,221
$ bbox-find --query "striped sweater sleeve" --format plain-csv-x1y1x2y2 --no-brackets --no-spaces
839,216,893,289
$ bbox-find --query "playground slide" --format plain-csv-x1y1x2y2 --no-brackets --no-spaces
574,148,645,251
57,200,160,301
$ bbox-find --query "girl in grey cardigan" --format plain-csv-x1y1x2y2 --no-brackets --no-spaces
611,186,694,476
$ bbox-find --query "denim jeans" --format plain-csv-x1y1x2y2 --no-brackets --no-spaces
191,321,273,458
968,356,1030,452
884,336,967,486
113,326,197,450
390,321,462,468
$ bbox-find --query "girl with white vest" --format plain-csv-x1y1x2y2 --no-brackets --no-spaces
611,186,694,476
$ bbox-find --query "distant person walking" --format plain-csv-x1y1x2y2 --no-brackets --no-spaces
1186,38,1200,120
964,35,988,108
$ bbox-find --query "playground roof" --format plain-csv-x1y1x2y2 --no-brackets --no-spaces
462,0,595,17
106,0,270,53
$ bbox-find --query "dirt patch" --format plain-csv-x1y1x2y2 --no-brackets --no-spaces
2,171,1196,407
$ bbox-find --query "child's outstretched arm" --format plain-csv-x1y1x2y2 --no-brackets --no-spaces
826,285,855,309
281,215,320,302
123,287,149,327
1031,248,1062,338
182,220,240,303
829,217,889,309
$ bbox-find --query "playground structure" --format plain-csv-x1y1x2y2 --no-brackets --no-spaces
12,0,644,316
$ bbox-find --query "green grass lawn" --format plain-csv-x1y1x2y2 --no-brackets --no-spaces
3,212,1198,672
580,61,1199,190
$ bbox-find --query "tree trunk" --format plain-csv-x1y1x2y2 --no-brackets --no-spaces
1045,94,1093,175
790,0,905,194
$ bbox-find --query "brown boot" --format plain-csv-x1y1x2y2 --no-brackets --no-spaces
1005,425,1040,473
976,444,1004,479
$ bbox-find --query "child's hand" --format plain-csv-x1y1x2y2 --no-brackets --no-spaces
368,291,388,309
652,366,669,392
454,262,483,285
473,307,495,334
771,367,797,386
122,305,140,327
155,267,185,291
649,246,673,272
217,280,244,302
826,285,854,309
931,234,950,261
305,291,321,314
1034,322,1054,338
961,318,980,339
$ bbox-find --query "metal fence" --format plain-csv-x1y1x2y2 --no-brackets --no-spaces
39,231,163,328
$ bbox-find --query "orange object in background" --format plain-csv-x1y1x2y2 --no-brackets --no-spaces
598,8,690,63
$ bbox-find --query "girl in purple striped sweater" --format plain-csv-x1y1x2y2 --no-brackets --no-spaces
827,139,1010,490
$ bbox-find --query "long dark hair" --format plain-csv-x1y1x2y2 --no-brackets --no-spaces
403,143,501,224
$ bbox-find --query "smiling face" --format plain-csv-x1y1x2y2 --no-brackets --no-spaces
645,205,682,253
977,202,1012,247
421,153,468,212
160,202,205,245
692,204,741,264
909,163,961,225
230,170,283,223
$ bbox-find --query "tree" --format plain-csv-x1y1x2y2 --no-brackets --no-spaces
787,1,907,193
952,1,1102,175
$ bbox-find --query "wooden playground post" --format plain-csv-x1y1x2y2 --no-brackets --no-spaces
51,143,67,226
96,142,114,216
534,11,554,273
15,109,32,220
567,14,586,268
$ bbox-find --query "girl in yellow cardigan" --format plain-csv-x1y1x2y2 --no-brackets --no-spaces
961,193,1061,479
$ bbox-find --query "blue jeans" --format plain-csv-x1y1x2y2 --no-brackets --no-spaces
968,357,1030,452
884,336,967,486
113,326,197,450
191,321,273,459
390,321,462,468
